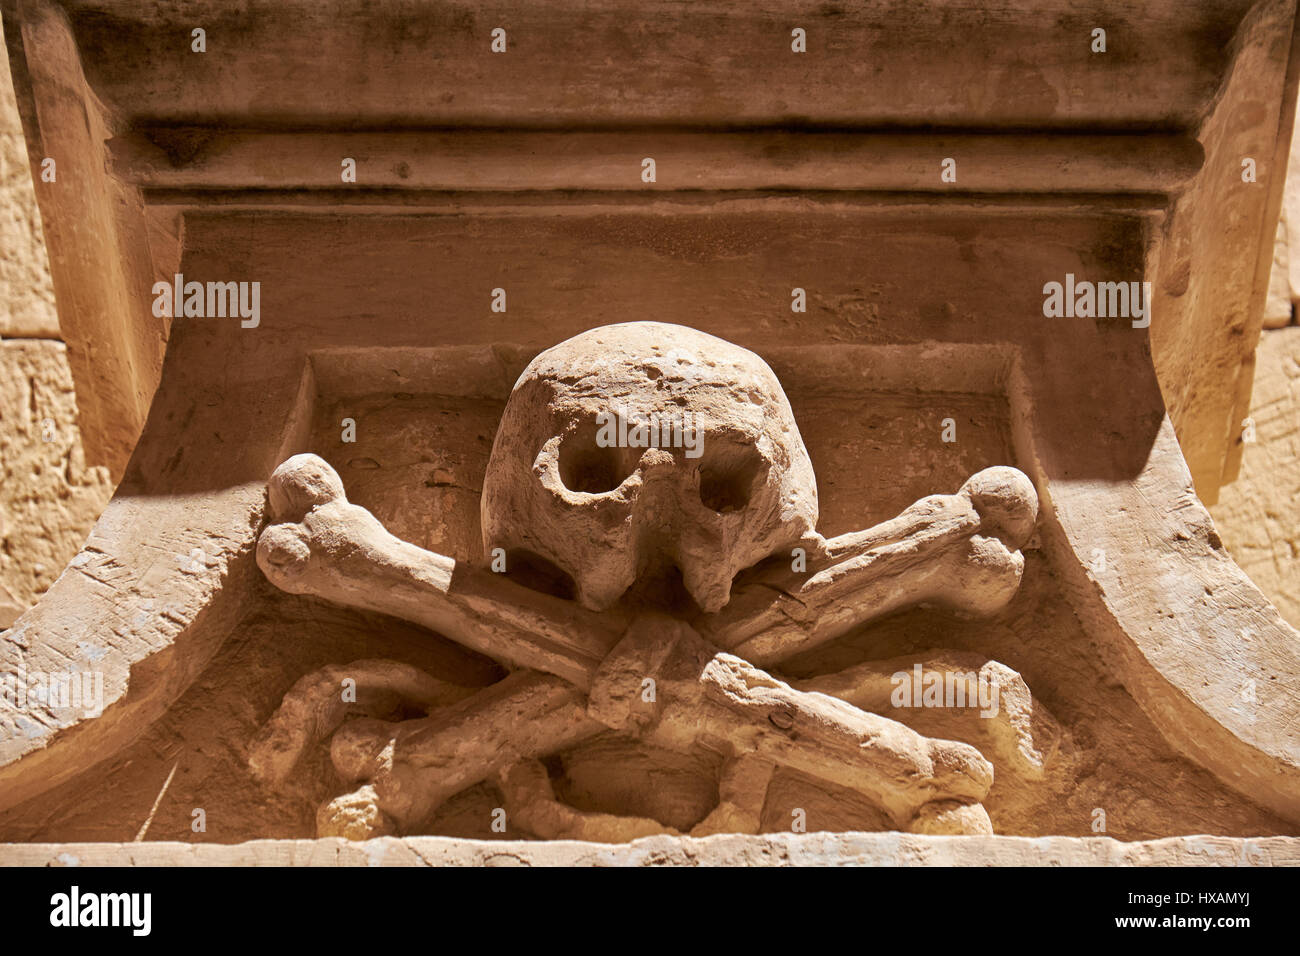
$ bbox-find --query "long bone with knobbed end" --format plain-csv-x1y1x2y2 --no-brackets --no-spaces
256,454,627,689
259,455,1036,683
255,454,1033,835
702,465,1039,665
317,618,994,837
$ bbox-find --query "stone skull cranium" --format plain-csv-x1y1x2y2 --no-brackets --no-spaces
480,322,819,614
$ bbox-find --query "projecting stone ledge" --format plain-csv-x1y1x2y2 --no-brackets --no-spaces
2,834,1297,867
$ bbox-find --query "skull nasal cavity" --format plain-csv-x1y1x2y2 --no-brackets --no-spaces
557,423,630,494
699,441,765,513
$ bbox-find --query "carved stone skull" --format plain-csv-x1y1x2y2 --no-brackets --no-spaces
481,322,818,613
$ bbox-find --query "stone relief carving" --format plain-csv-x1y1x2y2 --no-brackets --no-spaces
1,0,1298,880
249,321,1054,840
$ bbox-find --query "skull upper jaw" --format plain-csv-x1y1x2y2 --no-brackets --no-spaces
485,433,816,615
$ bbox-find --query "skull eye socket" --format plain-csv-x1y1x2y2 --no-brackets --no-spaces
698,439,764,514
557,421,633,494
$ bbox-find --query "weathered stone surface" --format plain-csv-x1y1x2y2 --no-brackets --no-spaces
0,833,1296,867
0,10,111,629
1287,97,1300,307
0,18,55,339
3,0,1300,866
0,340,112,627
1260,92,1300,330
1211,327,1300,629
2,2,168,478
1265,217,1293,329
1147,0,1298,500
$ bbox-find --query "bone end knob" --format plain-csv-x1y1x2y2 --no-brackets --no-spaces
908,800,994,835
267,453,347,523
961,466,1038,548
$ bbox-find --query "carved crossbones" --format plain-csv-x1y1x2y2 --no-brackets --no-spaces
248,322,1044,840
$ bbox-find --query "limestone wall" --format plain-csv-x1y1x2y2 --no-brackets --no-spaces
1209,93,1300,631
1265,96,1300,332
1211,327,1300,629
0,21,113,628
